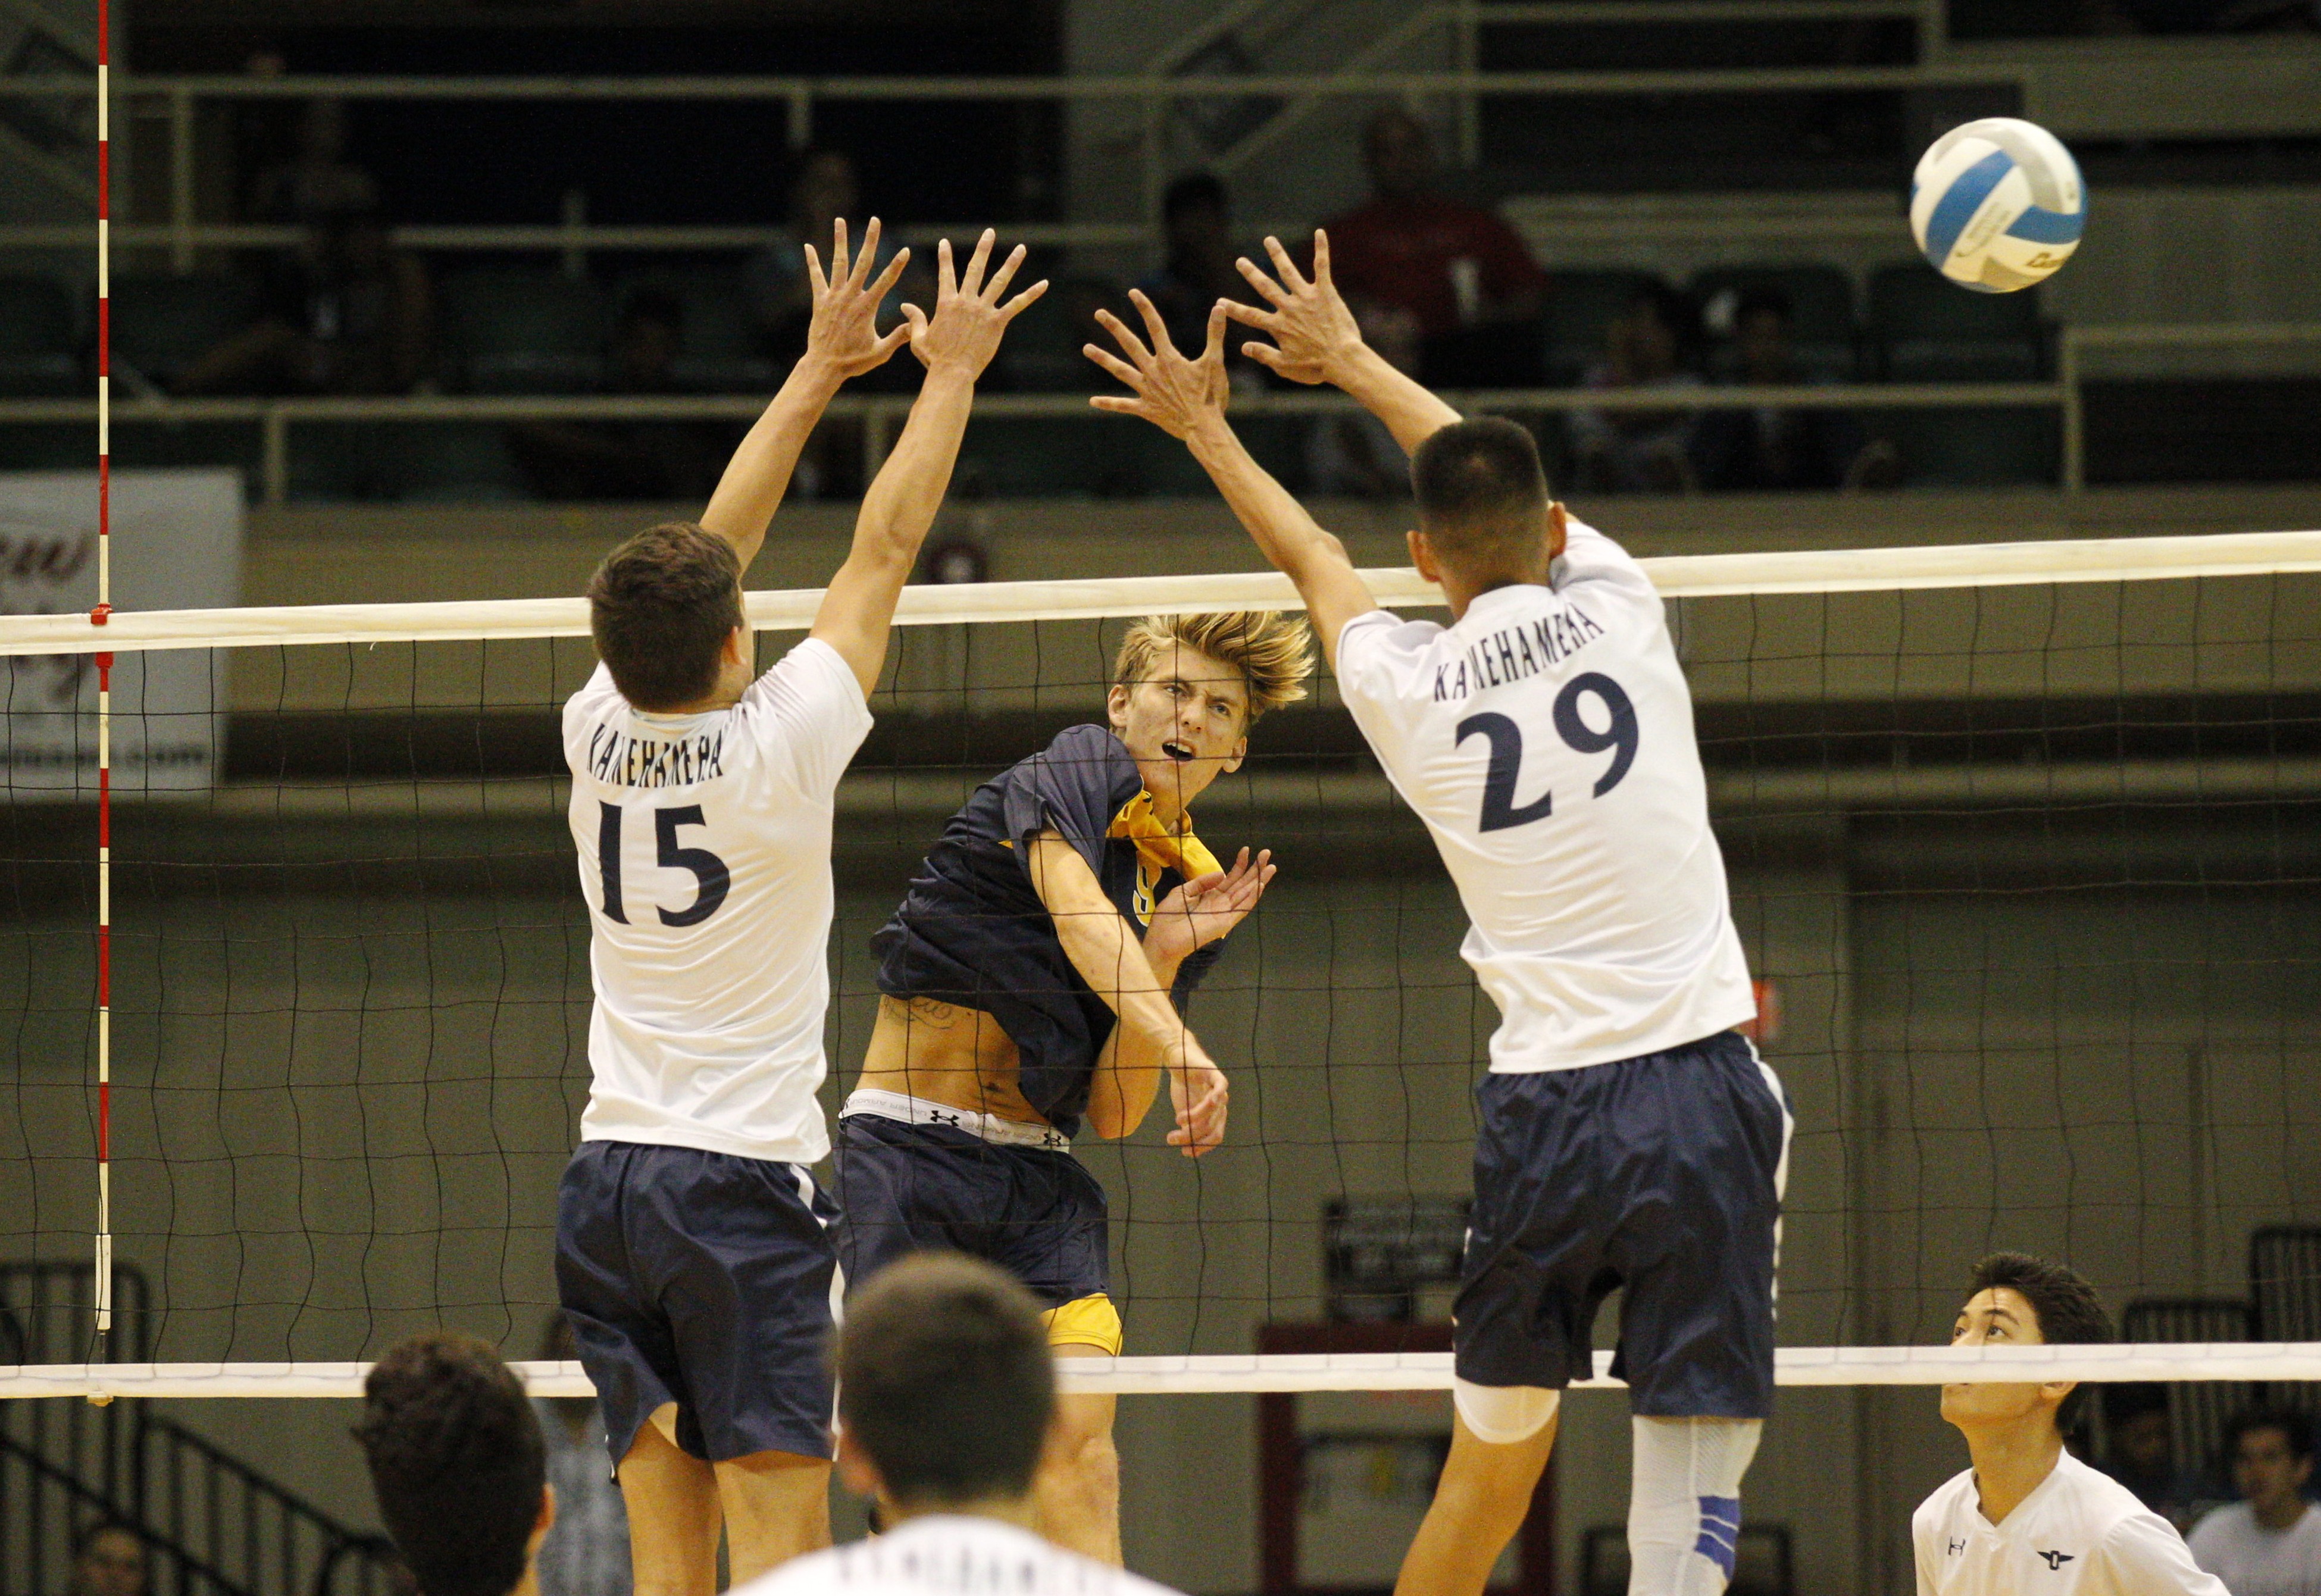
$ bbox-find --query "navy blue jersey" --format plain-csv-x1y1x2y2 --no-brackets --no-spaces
871,724,1224,1137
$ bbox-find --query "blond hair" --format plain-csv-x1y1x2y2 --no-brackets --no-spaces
1113,611,1315,723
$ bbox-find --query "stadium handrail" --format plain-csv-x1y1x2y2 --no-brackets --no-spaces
7,1343,2321,1400
2,530,2316,657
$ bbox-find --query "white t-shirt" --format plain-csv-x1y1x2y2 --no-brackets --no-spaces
563,638,872,1165
741,1515,1183,1596
2188,1502,2321,1596
1916,1451,2231,1596
1333,518,1755,1072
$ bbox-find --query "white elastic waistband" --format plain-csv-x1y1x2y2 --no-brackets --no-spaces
840,1088,1071,1153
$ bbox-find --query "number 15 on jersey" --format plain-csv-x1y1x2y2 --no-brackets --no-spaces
596,802,731,926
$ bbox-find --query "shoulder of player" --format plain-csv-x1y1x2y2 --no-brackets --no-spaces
1023,723,1138,793
1916,1467,1978,1532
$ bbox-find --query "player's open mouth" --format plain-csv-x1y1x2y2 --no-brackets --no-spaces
1161,740,1194,762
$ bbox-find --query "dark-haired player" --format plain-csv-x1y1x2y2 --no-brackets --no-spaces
354,1331,552,1596
1918,1252,2225,1596
1087,235,1788,1596
740,1253,1182,1596
556,222,1045,1596
836,608,1312,1563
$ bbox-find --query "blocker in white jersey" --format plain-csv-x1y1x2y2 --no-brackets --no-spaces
1334,517,1755,1074
1916,1453,2229,1596
742,1516,1181,1596
563,639,869,1165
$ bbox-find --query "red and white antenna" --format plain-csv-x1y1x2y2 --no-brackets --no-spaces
90,0,115,1378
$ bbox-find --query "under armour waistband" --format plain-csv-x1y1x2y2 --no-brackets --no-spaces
840,1088,1072,1153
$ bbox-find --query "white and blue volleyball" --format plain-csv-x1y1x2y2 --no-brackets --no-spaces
1910,117,2087,293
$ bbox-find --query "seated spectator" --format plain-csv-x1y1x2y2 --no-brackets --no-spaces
1571,283,1703,494
745,148,861,367
248,96,378,226
2189,1410,2321,1596
354,1331,555,1596
1139,174,1262,391
1691,286,1897,493
737,1253,1181,1596
1322,108,1544,388
2102,1384,2206,1532
534,1315,631,1596
506,289,730,502
1305,296,1423,497
62,1522,145,1596
173,201,432,397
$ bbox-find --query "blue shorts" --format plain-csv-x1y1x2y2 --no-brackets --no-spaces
1454,1030,1793,1417
555,1141,839,1467
831,1113,1110,1312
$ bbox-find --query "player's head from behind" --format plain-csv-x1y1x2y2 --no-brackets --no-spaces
354,1331,552,1596
588,522,745,713
1109,611,1313,815
1941,1251,2112,1442
1407,418,1568,606
834,1253,1057,1519
2224,1406,2314,1516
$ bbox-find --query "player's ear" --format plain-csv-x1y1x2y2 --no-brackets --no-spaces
1406,527,1441,584
722,624,747,666
1224,734,1247,775
1545,501,1569,563
1105,682,1131,732
835,1427,883,1500
2040,1378,2076,1413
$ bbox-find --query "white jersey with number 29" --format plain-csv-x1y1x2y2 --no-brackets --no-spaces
1334,518,1754,1073
563,637,872,1165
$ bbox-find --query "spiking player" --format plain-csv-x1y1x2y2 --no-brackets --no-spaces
556,222,1044,1596
1086,240,1791,1596
834,609,1313,1564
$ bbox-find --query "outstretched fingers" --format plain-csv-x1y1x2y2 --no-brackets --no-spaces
1203,300,1230,365
1310,227,1335,291
803,243,828,299
1091,306,1156,368
865,243,911,303
1263,233,1312,295
934,237,956,302
828,217,851,288
983,241,1028,304
956,229,997,298
1127,287,1177,358
997,276,1049,322
1234,254,1291,310
1082,340,1145,391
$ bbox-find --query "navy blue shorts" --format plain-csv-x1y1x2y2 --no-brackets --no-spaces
555,1141,839,1467
831,1114,1110,1312
1454,1030,1793,1418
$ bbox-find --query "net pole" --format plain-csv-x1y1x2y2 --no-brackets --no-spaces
89,0,115,1385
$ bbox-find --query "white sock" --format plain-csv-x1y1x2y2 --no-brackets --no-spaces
1625,1416,1763,1596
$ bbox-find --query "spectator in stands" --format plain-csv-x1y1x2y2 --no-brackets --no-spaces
1570,282,1703,493
174,199,433,398
534,1315,632,1596
1321,108,1544,387
747,149,928,375
63,1522,145,1596
2188,1410,2321,1596
1690,286,1898,493
354,1331,555,1596
248,97,379,226
2103,1384,2206,1532
506,289,729,502
1140,174,1260,390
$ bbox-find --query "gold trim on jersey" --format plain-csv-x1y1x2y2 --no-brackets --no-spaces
1040,1293,1124,1355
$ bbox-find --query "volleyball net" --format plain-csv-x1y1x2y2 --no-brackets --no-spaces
4,530,2321,1407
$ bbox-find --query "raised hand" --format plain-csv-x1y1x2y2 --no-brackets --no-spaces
899,229,1048,382
1221,230,1366,387
802,217,914,379
1166,1046,1229,1158
1143,847,1276,968
1084,288,1230,440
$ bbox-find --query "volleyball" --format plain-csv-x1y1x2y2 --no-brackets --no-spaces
1909,116,2087,293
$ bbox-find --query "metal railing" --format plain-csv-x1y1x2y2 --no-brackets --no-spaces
0,50,2017,271
1,1262,397,1596
0,380,2069,505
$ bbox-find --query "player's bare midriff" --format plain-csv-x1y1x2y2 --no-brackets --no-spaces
855,993,1053,1126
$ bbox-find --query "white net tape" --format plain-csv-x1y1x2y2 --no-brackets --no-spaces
2,530,2319,655
5,1344,2321,1399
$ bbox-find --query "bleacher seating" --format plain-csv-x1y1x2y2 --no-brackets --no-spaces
442,268,607,394
1690,264,1860,382
1541,268,1660,386
611,267,772,394
110,274,257,392
1869,264,2050,382
0,274,79,398
2118,1297,2254,1486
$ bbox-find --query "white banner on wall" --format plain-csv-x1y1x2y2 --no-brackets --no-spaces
2,470,245,800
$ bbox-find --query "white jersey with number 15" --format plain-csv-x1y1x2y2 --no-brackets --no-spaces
1334,518,1754,1074
562,637,872,1165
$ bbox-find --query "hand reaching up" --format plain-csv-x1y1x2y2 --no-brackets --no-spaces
900,229,1047,383
1142,847,1276,969
1221,230,1367,388
802,217,914,380
1084,288,1230,440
